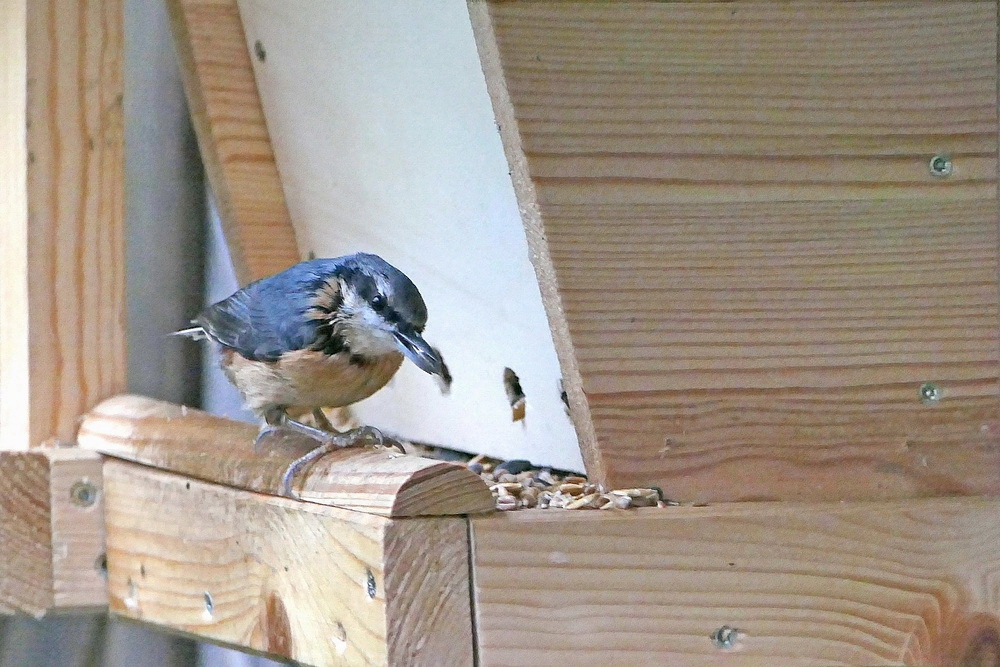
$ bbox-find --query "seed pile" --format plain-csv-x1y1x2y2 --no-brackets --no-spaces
468,456,675,512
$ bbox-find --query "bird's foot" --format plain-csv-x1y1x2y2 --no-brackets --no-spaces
280,425,397,498
253,425,284,454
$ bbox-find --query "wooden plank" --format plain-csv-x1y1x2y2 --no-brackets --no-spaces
0,0,125,450
471,498,1000,666
166,0,300,285
104,460,474,666
77,395,495,517
0,449,106,617
469,1,1000,500
234,0,585,472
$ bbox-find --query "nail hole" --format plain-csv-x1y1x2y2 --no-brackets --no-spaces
253,40,266,63
503,368,526,422
203,592,214,619
95,553,108,578
124,578,138,611
366,570,377,600
70,481,98,507
332,621,348,655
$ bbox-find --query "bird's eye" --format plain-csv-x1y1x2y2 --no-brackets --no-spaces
371,293,386,311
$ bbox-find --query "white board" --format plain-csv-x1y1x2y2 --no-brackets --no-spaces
236,0,583,471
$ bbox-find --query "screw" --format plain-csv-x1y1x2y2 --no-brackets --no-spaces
711,625,740,650
254,40,266,63
70,481,98,507
929,154,952,177
366,570,376,600
920,382,943,404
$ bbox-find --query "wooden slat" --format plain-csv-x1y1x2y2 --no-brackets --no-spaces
471,498,1000,666
104,460,474,665
469,1,1000,500
0,449,106,617
166,0,300,284
0,0,125,450
77,395,495,517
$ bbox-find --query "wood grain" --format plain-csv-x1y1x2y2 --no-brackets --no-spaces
77,394,495,517
471,498,1000,666
469,1,1000,499
0,0,125,450
0,449,106,617
166,0,300,285
104,460,474,666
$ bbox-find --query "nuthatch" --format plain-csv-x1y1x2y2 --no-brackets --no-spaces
177,253,450,496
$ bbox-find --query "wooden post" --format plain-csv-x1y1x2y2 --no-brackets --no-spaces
0,449,106,616
0,0,125,451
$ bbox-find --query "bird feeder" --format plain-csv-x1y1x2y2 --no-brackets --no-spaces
3,0,1000,665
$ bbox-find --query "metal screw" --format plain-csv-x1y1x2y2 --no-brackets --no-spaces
366,570,377,600
711,625,740,650
920,382,943,404
70,481,98,507
929,154,952,177
203,592,214,617
253,40,266,63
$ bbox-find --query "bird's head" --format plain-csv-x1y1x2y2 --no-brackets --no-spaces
309,253,448,381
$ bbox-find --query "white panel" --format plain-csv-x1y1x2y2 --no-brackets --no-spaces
237,0,583,471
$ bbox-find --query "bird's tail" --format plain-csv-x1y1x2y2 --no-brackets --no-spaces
171,325,207,340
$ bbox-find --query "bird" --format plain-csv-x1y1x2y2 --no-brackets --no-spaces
176,252,451,496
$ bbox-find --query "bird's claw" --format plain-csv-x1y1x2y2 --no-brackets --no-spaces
278,425,394,499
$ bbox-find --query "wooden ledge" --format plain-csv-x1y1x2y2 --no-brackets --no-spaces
77,394,494,517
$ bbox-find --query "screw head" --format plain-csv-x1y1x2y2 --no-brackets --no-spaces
69,481,98,507
929,154,952,177
711,625,740,650
920,382,943,404
366,570,377,600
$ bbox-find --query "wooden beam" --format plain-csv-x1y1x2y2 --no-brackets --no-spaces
0,0,125,450
165,0,300,284
77,395,495,517
104,460,474,665
0,449,106,617
469,1,1000,501
470,497,1000,665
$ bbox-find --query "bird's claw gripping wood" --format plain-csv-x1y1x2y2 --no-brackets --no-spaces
279,425,393,498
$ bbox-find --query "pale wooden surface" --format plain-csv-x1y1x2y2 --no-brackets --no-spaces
77,394,494,517
104,460,474,666
470,1,1000,500
0,449,106,617
235,0,584,471
0,0,125,450
472,497,1000,666
166,0,300,285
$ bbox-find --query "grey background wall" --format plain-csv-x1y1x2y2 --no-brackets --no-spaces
0,0,267,664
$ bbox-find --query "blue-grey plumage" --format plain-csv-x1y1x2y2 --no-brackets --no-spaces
177,252,449,419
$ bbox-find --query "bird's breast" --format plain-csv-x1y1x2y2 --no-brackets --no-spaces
222,347,403,413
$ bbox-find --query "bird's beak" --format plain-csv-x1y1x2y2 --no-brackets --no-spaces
393,327,447,378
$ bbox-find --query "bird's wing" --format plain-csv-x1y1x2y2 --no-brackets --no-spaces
195,278,323,362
